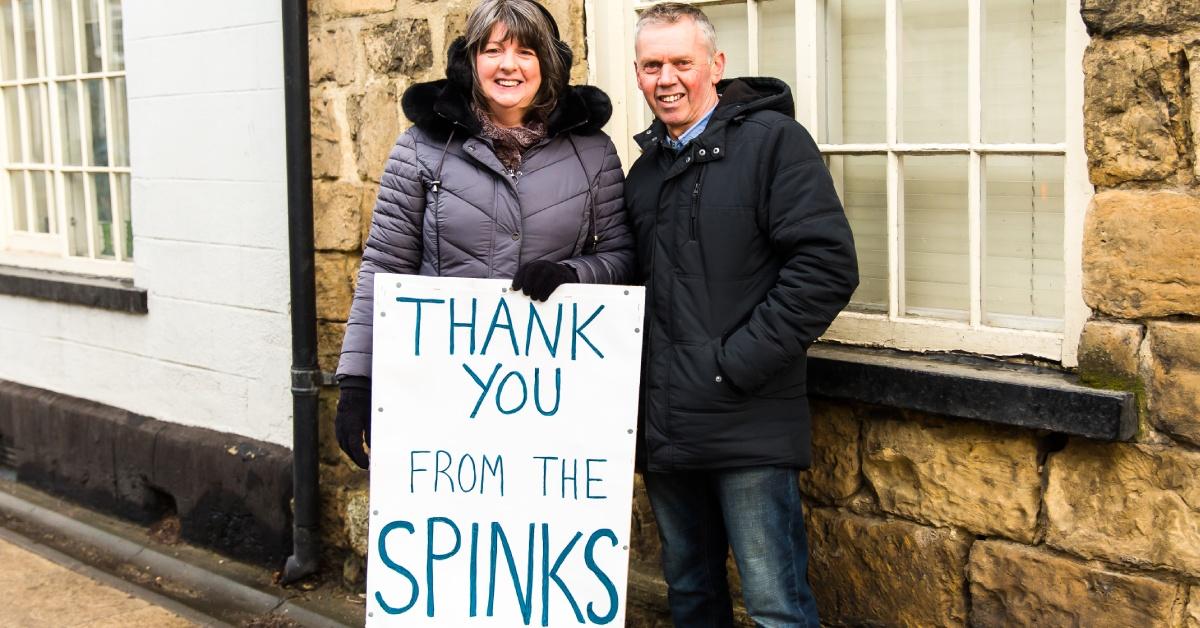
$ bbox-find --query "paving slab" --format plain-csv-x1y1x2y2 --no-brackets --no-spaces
0,475,360,627
0,531,202,628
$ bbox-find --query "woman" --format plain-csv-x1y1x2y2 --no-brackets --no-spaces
334,0,633,469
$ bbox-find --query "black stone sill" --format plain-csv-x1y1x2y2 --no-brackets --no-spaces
807,344,1137,441
0,265,147,314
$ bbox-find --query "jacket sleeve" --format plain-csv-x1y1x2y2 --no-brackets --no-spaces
336,130,427,380
559,138,635,285
716,120,859,394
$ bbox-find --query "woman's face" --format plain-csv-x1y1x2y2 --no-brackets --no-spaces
475,24,542,125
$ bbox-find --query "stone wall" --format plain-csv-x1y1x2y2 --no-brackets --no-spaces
307,0,1200,625
798,402,1200,627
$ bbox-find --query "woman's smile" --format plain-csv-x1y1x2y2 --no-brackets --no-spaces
476,24,542,127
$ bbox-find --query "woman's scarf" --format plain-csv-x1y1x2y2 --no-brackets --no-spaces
474,104,547,173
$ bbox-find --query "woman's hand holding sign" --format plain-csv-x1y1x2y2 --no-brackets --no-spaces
511,260,577,302
336,376,373,469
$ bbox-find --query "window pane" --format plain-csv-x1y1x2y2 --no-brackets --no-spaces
57,81,80,163
830,0,885,143
9,170,27,230
982,0,1065,143
19,0,37,77
830,154,888,310
984,155,1064,329
81,0,99,72
3,86,20,160
0,2,16,80
83,77,105,165
29,168,48,232
24,83,44,162
104,0,119,70
902,0,967,143
759,0,796,101
109,76,125,165
114,171,128,258
904,155,968,318
65,170,87,255
707,3,749,79
52,0,76,75
91,171,111,257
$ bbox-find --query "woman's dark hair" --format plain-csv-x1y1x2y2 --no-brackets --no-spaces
463,0,570,120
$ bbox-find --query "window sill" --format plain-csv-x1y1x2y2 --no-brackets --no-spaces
0,265,147,314
807,344,1137,441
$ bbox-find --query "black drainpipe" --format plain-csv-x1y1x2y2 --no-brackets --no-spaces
281,0,321,585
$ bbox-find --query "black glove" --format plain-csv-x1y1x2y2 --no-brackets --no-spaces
511,261,577,301
335,376,372,469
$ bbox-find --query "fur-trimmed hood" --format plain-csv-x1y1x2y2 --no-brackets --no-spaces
401,36,612,139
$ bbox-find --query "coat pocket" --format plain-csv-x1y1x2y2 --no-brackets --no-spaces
668,339,745,411
755,353,808,399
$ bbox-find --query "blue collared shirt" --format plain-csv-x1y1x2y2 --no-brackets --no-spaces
662,104,717,153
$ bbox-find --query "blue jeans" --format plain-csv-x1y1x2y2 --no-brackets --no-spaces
644,467,819,628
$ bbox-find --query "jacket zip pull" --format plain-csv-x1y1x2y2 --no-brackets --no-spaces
430,131,455,275
689,166,706,241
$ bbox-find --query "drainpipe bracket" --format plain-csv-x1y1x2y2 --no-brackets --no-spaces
290,367,322,396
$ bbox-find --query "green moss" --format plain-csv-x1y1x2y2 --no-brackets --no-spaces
1079,370,1149,439
1079,370,1135,391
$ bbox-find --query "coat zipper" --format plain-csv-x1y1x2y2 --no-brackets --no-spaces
507,167,523,273
689,166,706,241
642,149,669,469
464,138,519,277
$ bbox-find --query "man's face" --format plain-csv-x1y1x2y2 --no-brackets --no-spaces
634,18,725,139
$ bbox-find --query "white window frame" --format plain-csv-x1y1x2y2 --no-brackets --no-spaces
587,0,1091,366
0,0,132,279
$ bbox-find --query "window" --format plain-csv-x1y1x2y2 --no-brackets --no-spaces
0,0,131,275
587,0,1090,366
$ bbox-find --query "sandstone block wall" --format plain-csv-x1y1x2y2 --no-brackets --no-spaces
799,401,1200,627
1079,8,1200,454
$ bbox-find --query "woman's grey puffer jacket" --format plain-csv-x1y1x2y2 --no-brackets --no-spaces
336,43,633,381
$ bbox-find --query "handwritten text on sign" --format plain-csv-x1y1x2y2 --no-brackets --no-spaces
366,275,645,627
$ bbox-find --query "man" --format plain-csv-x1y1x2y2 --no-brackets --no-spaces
625,4,858,626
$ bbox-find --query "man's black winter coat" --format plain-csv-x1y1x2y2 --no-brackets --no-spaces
626,77,859,472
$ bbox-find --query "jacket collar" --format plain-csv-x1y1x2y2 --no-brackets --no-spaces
634,118,730,182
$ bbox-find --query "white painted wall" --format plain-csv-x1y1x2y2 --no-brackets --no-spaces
0,0,293,446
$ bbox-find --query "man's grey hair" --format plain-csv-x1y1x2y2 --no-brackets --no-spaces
635,2,719,55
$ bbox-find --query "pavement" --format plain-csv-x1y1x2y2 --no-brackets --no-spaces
0,471,363,628
0,525,209,627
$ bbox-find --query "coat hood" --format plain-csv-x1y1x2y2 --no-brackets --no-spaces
711,76,795,120
401,36,612,139
634,76,794,149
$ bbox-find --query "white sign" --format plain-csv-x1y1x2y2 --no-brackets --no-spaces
366,275,645,627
